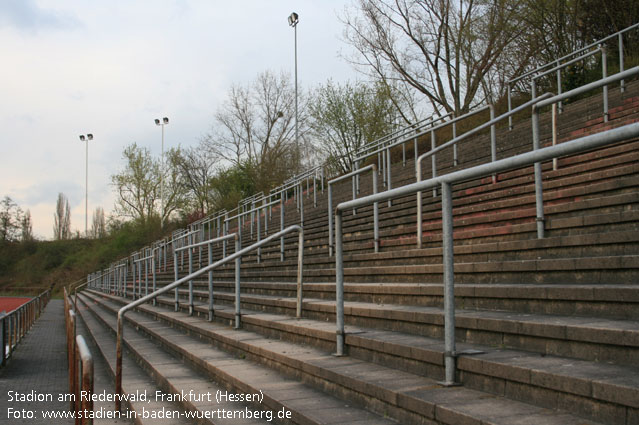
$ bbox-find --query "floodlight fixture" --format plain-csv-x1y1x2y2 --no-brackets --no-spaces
288,12,298,27
155,117,170,228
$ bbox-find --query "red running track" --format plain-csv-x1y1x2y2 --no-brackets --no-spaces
0,297,32,314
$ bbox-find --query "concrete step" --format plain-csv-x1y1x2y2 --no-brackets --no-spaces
83,290,608,425
77,292,399,425
162,287,639,368
74,294,197,425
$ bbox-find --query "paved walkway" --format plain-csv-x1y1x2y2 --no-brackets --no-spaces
0,299,73,424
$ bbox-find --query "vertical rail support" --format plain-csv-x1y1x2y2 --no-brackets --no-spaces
300,183,304,227
257,202,262,263
441,182,457,386
619,33,625,92
115,311,123,411
490,105,497,183
431,130,437,197
416,163,423,249
296,228,304,319
280,196,285,261
76,335,94,425
532,104,546,239
173,250,179,312
552,104,558,170
328,184,334,257
234,234,242,329
1,315,7,367
208,242,214,321
602,46,609,122
188,238,194,316
452,120,458,166
386,147,392,207
372,169,380,253
556,60,563,114
351,173,357,216
152,254,157,306
313,171,317,207
335,211,345,357
67,310,76,411
507,83,513,130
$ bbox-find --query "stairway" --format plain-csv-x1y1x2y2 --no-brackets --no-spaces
75,79,639,424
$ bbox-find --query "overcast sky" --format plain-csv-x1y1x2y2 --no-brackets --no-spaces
0,0,360,239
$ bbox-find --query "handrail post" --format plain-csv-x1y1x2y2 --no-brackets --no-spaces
67,310,76,411
373,168,379,253
173,250,179,311
208,242,214,321
532,104,546,239
602,46,609,122
234,235,241,329
441,182,457,386
416,159,423,249
188,236,194,316
507,83,513,130
335,211,345,356
431,130,437,197
490,105,497,183
1,315,7,367
619,33,625,92
280,196,285,261
115,311,123,411
328,183,334,256
296,228,304,319
76,335,94,425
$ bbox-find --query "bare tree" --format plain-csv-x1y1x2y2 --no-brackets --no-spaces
53,193,71,240
173,143,218,216
21,209,33,242
90,207,106,238
203,70,308,192
342,0,531,114
309,80,396,173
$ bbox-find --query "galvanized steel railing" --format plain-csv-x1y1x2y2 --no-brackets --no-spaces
328,164,379,256
506,22,639,129
113,224,304,410
1,289,50,367
334,120,639,384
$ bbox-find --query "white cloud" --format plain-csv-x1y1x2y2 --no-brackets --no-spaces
0,0,359,239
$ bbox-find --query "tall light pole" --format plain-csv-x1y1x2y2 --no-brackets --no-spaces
288,12,299,168
79,133,93,237
155,117,169,228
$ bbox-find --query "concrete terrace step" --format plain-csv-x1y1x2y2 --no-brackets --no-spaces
77,292,399,425
186,298,639,425
83,290,608,425
74,295,196,425
163,287,639,368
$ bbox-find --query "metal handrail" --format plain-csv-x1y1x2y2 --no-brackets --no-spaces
1,288,51,367
415,94,553,247
508,22,639,86
507,22,639,129
334,122,639,384
173,233,237,315
328,164,379,256
114,224,305,410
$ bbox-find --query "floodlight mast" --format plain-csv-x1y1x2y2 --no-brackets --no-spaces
79,133,94,237
155,117,169,228
288,12,300,169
